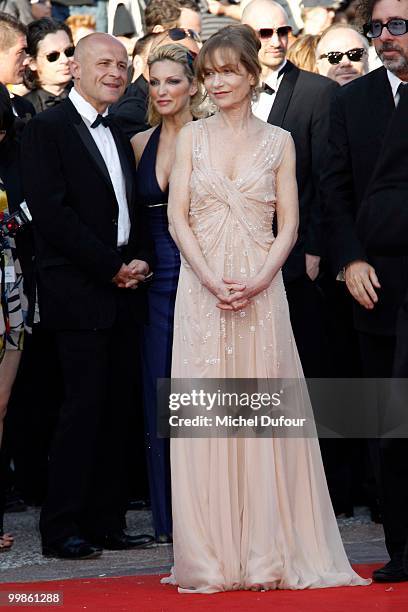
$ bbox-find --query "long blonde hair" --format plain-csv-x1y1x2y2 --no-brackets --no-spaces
147,44,202,126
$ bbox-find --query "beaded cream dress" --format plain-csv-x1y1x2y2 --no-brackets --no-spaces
162,119,370,594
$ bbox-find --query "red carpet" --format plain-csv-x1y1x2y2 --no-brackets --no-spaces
1,565,408,611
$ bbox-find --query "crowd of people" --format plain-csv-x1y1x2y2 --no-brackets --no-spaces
0,0,407,592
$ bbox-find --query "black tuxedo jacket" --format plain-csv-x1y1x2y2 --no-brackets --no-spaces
356,86,408,257
11,93,35,121
267,61,338,283
9,93,35,137
323,66,408,336
21,98,154,330
109,75,149,139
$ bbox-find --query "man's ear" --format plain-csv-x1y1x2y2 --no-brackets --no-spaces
152,25,165,33
70,60,80,79
28,57,37,72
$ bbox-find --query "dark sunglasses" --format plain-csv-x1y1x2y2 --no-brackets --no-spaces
257,26,292,39
363,18,408,39
167,28,201,43
319,47,366,64
45,46,75,63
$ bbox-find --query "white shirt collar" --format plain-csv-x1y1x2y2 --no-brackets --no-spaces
387,69,405,99
264,60,287,90
69,87,109,124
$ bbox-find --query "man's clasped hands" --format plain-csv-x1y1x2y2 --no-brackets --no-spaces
112,260,151,289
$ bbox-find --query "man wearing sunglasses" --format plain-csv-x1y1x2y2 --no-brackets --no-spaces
24,18,74,114
243,0,337,379
316,24,369,86
323,0,408,583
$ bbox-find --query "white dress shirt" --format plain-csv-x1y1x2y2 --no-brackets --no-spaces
252,60,287,123
69,88,130,247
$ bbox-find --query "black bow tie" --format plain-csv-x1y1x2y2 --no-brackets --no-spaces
43,92,68,109
261,82,275,95
91,113,112,129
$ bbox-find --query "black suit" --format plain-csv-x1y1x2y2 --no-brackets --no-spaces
323,67,408,336
268,61,338,376
323,66,408,559
21,97,154,545
357,84,408,559
10,93,35,133
269,61,338,281
11,93,35,119
356,85,408,258
109,75,149,139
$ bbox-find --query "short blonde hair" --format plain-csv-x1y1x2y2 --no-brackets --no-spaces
195,24,261,89
147,44,202,126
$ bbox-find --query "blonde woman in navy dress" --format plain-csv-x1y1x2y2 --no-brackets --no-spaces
132,44,201,543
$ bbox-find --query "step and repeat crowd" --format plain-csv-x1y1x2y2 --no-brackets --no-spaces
0,0,407,583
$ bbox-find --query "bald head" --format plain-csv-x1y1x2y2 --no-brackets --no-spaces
242,0,291,77
74,32,127,63
316,26,369,86
242,0,289,25
71,32,128,113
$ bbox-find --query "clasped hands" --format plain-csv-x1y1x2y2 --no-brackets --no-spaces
112,259,150,289
210,276,268,311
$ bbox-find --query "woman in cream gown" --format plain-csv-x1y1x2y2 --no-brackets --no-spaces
162,25,371,594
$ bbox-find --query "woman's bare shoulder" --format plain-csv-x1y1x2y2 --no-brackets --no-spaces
260,118,291,140
131,127,156,163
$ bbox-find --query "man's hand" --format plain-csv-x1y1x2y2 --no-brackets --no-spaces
345,260,381,310
127,259,149,276
305,253,321,281
112,262,148,289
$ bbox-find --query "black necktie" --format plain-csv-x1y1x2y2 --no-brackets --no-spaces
91,113,112,128
397,82,408,101
261,82,275,95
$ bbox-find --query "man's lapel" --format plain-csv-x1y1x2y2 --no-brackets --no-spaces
267,61,300,126
63,98,135,212
63,98,116,197
369,67,396,145
110,123,134,211
61,98,114,191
